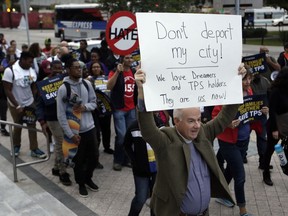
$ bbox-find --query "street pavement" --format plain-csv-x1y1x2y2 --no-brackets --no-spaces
1,111,288,216
0,28,288,216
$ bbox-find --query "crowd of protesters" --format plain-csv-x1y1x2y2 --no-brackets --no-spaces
0,31,288,216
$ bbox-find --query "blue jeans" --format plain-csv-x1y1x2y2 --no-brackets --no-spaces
218,139,247,207
128,174,156,216
113,109,136,164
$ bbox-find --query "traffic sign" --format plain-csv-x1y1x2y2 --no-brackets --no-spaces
106,11,139,55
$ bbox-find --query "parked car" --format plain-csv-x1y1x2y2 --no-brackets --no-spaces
272,15,288,26
68,39,102,52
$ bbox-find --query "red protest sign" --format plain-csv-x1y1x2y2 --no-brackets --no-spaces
106,11,139,55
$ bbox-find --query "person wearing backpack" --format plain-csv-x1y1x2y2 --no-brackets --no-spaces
2,51,46,158
57,58,100,198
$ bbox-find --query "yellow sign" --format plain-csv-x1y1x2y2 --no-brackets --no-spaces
5,0,11,9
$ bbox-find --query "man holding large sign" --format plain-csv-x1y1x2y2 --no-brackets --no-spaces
134,12,247,216
135,63,246,216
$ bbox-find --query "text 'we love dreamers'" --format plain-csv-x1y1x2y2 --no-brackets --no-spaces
153,20,235,107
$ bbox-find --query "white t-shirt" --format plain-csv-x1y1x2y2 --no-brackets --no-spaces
47,55,60,62
2,61,37,107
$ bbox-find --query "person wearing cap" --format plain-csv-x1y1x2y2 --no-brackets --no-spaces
42,38,53,58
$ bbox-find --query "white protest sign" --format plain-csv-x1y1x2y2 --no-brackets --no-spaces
136,13,243,111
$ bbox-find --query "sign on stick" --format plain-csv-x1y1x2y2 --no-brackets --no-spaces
106,11,139,55
136,13,243,111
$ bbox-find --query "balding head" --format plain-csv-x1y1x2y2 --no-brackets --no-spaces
59,40,68,47
60,47,69,55
260,46,269,54
173,107,201,140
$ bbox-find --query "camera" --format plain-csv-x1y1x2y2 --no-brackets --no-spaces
69,93,82,105
63,92,82,105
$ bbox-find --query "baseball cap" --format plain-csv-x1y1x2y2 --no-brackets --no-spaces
45,38,51,45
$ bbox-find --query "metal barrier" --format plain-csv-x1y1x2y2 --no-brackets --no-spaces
0,120,51,182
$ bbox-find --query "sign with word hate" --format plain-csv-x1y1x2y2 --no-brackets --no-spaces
136,13,243,111
106,11,139,55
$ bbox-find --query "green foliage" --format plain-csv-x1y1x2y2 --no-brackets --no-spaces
243,30,287,46
279,31,288,44
243,28,268,38
97,0,193,14
264,0,288,11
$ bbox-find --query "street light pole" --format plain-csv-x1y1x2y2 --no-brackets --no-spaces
235,0,240,15
23,0,30,46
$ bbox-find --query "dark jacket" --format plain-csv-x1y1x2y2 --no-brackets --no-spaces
124,120,156,177
110,69,138,110
125,118,164,177
36,95,58,123
77,49,91,64
278,51,288,69
138,104,239,216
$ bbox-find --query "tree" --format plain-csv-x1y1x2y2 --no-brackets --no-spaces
264,0,288,11
97,0,193,14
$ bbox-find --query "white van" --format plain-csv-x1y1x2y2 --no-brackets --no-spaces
272,15,288,26
244,7,286,26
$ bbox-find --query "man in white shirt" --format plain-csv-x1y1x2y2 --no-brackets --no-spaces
10,40,22,58
2,51,46,158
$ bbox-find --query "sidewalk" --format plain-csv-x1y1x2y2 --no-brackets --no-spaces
1,117,288,215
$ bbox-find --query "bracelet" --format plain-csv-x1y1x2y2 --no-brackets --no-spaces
16,105,21,109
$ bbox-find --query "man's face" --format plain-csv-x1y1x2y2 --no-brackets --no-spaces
260,47,269,54
122,55,133,67
80,41,87,50
174,108,201,140
21,57,33,70
7,47,15,55
69,61,82,79
11,42,16,48
51,63,62,76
